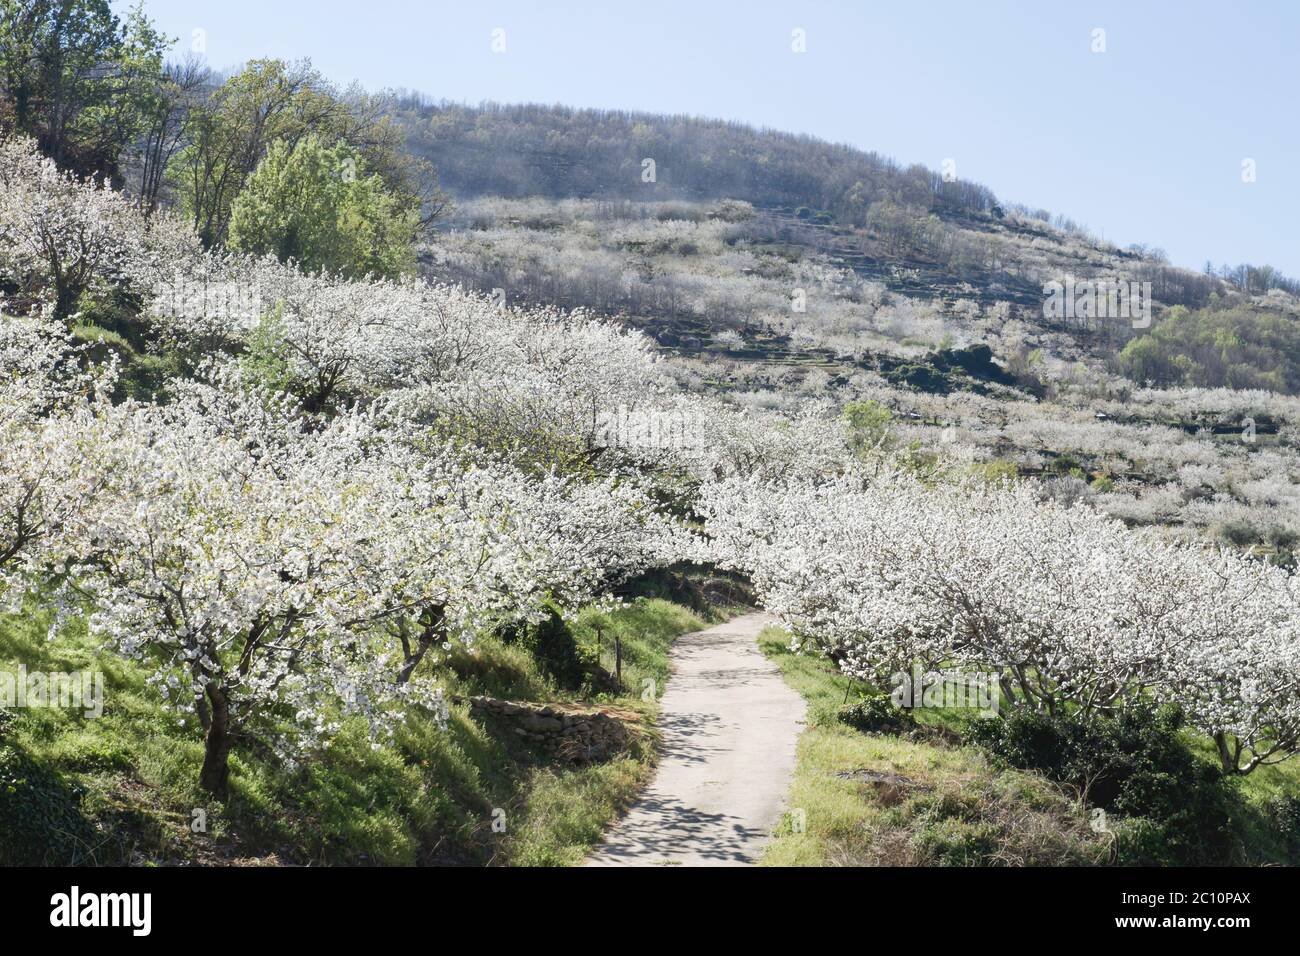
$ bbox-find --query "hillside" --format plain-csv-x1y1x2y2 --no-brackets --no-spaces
418,192,1300,559
2,9,1300,883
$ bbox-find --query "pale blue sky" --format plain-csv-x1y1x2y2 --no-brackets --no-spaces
117,0,1300,276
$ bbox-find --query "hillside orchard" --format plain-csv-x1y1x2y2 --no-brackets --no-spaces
2,129,1299,801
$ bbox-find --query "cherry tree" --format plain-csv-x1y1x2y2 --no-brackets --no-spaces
701,464,1300,773
0,306,132,594
145,251,669,430
0,135,197,319
78,369,415,794
344,404,686,685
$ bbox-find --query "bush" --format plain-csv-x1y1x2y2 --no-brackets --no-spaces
865,773,1108,866
616,564,750,616
932,344,1014,385
1110,816,1183,866
838,693,917,735
967,703,1237,864
910,815,1000,866
885,362,950,394
972,460,1019,485
1049,453,1084,475
1266,796,1300,856
1214,517,1259,548
843,399,893,454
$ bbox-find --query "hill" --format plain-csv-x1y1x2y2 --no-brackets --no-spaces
397,99,1300,399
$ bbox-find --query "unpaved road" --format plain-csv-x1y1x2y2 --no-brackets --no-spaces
585,612,806,866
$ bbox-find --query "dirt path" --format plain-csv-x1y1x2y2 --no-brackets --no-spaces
585,612,805,866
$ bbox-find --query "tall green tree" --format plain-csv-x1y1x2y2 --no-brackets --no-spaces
227,134,417,279
169,58,442,247
0,0,169,180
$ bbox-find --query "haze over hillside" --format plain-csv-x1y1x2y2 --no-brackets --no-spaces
390,98,1300,394
122,0,1300,276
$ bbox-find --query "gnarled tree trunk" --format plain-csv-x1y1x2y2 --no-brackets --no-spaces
199,683,232,797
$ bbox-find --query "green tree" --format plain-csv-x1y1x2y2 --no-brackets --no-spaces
227,134,417,279
0,0,169,180
1117,303,1300,393
169,58,442,247
843,399,893,455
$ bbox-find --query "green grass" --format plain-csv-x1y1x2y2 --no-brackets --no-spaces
502,757,650,866
568,600,708,699
0,596,726,866
758,628,1109,867
70,320,184,403
1184,733,1300,864
758,627,1300,866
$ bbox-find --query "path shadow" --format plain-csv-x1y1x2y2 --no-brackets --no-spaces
588,796,766,865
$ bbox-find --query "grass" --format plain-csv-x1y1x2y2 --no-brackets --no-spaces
0,594,730,866
70,319,183,403
758,627,1110,867
1184,734,1300,864
568,600,707,700
758,626,1300,866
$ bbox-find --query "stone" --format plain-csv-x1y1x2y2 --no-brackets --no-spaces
464,694,637,764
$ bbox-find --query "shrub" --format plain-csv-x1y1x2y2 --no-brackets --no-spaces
1214,517,1258,548
1110,816,1183,866
972,460,1019,484
1049,452,1084,475
932,344,1013,384
1267,525,1300,551
863,773,1108,866
503,605,595,691
843,399,893,454
838,693,917,735
910,815,1000,866
1266,796,1300,856
1268,547,1296,570
967,703,1237,864
885,363,949,393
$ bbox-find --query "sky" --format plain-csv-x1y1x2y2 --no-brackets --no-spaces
115,0,1300,276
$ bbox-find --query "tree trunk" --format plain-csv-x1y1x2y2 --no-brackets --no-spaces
1213,731,1238,774
54,279,78,323
396,653,422,685
199,684,232,798
396,605,446,685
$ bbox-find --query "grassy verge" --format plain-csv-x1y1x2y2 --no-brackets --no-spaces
0,594,732,866
758,626,1300,866
758,628,1110,867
